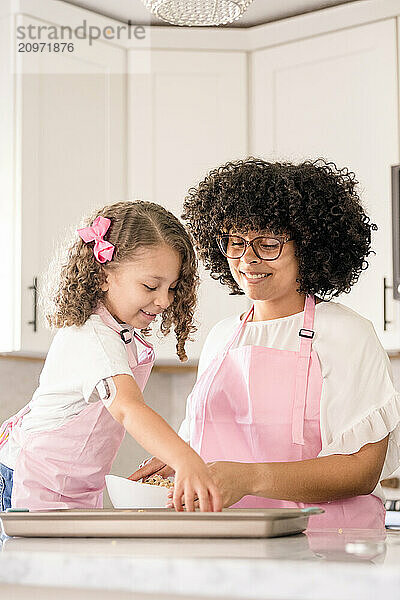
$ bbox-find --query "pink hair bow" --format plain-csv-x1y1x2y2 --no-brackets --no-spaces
77,216,115,264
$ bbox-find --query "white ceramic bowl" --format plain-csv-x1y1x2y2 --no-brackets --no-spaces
105,474,170,509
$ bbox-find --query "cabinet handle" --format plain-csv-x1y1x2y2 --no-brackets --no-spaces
384,277,393,331
28,276,38,332
391,165,400,300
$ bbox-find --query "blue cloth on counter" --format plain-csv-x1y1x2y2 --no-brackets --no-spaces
0,462,13,512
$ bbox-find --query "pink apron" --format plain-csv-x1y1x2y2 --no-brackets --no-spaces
1,305,154,510
187,295,385,529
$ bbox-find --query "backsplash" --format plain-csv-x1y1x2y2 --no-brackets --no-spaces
1,355,399,507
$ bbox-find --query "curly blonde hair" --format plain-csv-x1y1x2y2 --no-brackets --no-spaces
46,201,198,361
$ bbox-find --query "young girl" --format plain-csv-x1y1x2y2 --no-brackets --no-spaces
0,201,221,513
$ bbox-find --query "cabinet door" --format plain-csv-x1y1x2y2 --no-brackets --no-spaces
128,50,249,362
15,15,127,353
251,19,399,350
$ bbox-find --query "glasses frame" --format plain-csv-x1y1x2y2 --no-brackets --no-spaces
216,234,292,261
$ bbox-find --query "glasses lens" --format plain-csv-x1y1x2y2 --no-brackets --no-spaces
218,235,245,258
254,237,281,260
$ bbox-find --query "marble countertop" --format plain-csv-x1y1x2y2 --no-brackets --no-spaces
1,527,400,598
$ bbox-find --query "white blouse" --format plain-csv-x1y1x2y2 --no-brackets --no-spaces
179,301,400,500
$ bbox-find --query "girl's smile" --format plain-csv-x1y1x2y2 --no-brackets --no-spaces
140,309,157,319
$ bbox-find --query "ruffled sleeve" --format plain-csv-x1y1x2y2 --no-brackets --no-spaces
317,306,400,481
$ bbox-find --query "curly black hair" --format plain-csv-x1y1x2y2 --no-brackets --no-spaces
182,158,377,299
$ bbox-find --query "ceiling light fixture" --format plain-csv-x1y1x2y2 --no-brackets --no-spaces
141,0,254,27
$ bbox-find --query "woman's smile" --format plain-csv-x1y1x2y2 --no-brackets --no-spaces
239,270,272,284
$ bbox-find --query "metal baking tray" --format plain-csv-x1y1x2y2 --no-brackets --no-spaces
0,507,323,539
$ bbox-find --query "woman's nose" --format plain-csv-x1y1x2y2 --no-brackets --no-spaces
241,244,260,264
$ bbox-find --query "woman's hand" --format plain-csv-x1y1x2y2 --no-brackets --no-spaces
206,462,249,507
172,454,222,512
167,461,250,509
128,457,174,481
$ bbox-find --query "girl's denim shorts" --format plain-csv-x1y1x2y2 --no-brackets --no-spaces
0,462,13,511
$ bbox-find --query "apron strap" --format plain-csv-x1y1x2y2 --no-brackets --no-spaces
95,304,155,366
134,331,154,350
133,331,156,362
292,295,316,445
222,304,254,357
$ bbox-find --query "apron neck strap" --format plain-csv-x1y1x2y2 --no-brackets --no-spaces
298,295,316,352
223,305,254,355
292,294,316,446
133,330,154,350
225,296,316,356
95,304,153,351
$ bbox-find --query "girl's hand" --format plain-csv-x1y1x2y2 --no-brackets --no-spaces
167,461,249,509
172,455,222,512
128,457,174,481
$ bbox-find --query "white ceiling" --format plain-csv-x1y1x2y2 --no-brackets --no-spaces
62,0,361,27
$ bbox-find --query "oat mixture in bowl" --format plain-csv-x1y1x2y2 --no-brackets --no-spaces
144,474,174,489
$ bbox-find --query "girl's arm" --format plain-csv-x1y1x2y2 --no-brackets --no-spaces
107,374,221,512
201,436,389,508
129,389,192,482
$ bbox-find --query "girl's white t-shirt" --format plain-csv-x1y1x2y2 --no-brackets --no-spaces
0,314,137,470
178,301,400,501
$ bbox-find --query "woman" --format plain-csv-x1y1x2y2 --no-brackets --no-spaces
132,158,400,528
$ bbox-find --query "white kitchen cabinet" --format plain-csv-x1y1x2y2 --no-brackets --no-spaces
251,19,400,350
1,4,248,361
127,50,249,362
3,0,400,359
1,12,127,353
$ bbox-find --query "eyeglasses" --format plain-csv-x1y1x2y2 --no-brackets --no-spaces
217,234,292,261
